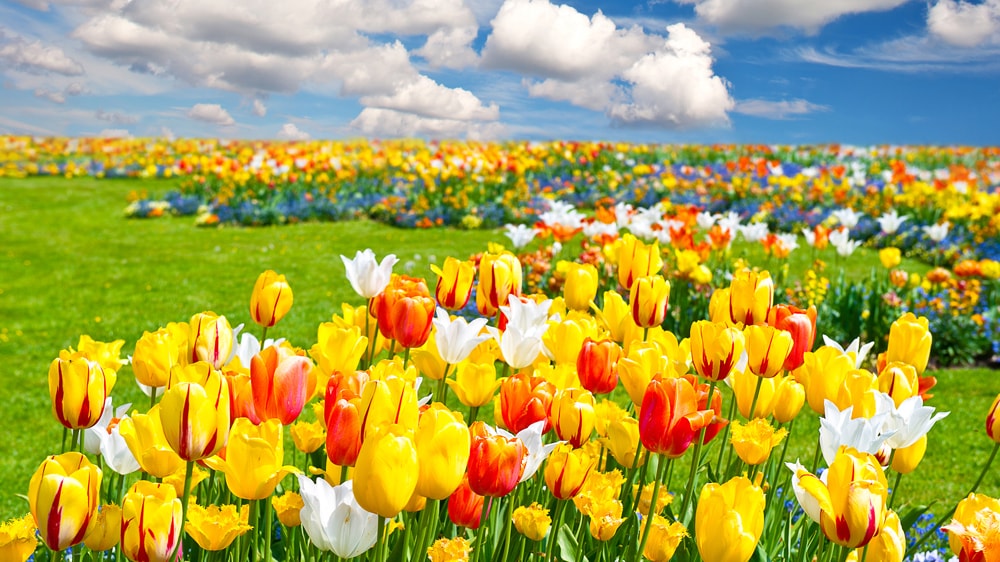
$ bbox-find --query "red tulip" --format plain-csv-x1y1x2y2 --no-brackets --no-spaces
499,373,555,434
577,338,622,395
767,304,817,371
638,376,715,458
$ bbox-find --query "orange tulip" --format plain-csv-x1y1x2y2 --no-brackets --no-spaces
499,373,555,434
250,345,311,425
577,338,622,395
371,274,436,348
638,376,715,458
467,423,526,497
448,476,485,530
766,304,817,371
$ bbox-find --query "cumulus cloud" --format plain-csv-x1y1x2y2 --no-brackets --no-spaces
276,123,310,140
675,0,912,34
733,98,830,119
415,26,480,68
34,87,65,103
0,34,84,75
251,98,267,117
524,77,622,111
96,109,139,124
186,103,235,126
928,0,1000,47
351,107,507,139
360,76,500,121
609,24,733,128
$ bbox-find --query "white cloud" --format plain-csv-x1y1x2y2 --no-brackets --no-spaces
276,122,310,140
186,103,235,126
350,107,507,139
928,0,1000,47
609,23,733,129
252,98,267,117
795,35,1000,72
99,128,131,138
65,81,86,95
733,98,830,119
415,26,479,68
524,77,622,111
34,87,65,103
0,34,84,75
360,75,500,121
96,109,139,124
676,0,912,34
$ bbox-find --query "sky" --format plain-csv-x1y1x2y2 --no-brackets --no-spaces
0,0,999,144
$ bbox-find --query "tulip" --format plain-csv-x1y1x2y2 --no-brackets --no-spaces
541,314,594,365
0,515,36,562
600,415,643,467
341,249,398,299
877,362,919,407
577,337,622,395
730,418,787,465
120,481,182,562
884,313,932,375
250,345,311,424
83,398,140,475
855,510,905,562
594,290,638,345
29,452,101,551
544,443,596,500
499,372,555,434
83,504,121,551
223,371,258,422
467,424,527,497
588,499,626,541
730,369,779,419
642,515,688,561
372,274,436,349
184,504,251,551
309,324,367,382
250,269,293,328
617,233,663,291
689,321,745,382
448,361,503,408
727,269,773,326
353,424,419,518
629,275,670,329
743,324,793,378
427,537,473,562
788,447,888,548
431,257,476,310
549,388,596,448
772,377,806,424
188,311,234,369
356,375,419,440
161,362,230,461
563,262,599,311
890,435,926,474
477,250,523,317
696,476,765,562
879,248,901,270
433,308,491,365
943,493,1000,562
877,210,909,235
619,341,671,407
988,393,1000,444
513,503,551,541
516,420,560,482
798,346,857,414
448,476,485,529
415,404,470,500
132,324,188,389
766,304,817,371
48,355,110,430
272,491,304,527
298,476,379,558
287,419,323,454
638,376,715,458
118,405,185,478
204,418,300,500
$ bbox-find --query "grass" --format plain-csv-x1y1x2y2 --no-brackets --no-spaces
0,177,994,522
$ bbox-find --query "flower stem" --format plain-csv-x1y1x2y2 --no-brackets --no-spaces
263,496,273,562
545,500,565,562
170,460,195,561
680,380,716,522
636,455,669,561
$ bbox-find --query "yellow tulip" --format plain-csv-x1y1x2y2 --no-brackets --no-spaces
29,452,101,551
544,444,596,500
414,404,470,500
48,354,110,430
132,324,188,388
588,499,626,541
118,405,185,478
290,420,326,454
353,424,419,518
743,325,793,378
629,275,670,329
593,290,639,345
730,369,778,419
411,331,447,381
512,503,551,541
879,248,901,270
83,504,121,551
617,233,663,291
601,415,644,467
188,311,234,368
431,256,476,311
633,481,674,518
121,481,182,562
643,515,687,562
877,362,919,407
272,491,304,527
160,362,230,461
204,418,300,500
62,334,127,373
858,510,905,562
563,262,599,311
447,361,502,408
357,375,419,439
890,435,927,474
250,269,293,328
574,470,627,516
427,537,472,562
944,493,1000,562
185,504,252,551
542,315,594,365
885,313,932,374
728,269,773,327
689,320,745,382
619,341,672,407
797,347,856,414
549,388,596,449
730,419,787,466
0,515,36,562
696,476,765,562
477,250,523,317
309,323,367,381
772,377,805,424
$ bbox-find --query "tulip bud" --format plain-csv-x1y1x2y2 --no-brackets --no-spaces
988,393,1000,444
161,362,230,461
29,453,102,551
629,275,670,329
563,262,599,311
250,345,311,424
766,304,817,371
353,424,419,518
120,481,182,562
890,435,926,474
549,388,596,448
447,477,484,529
877,362,919,407
728,269,773,326
415,404,470,500
885,313,932,374
772,377,805,424
577,338,622,395
83,504,121,552
600,415,644,468
477,251,523,317
48,355,110,430
642,515,687,562
544,444,596,500
689,321,745,382
744,325,793,378
467,426,526,498
617,234,663,291
250,269,293,328
189,312,234,369
132,324,188,389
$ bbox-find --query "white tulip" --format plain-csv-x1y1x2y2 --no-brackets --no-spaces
432,308,490,365
340,249,398,299
298,476,379,558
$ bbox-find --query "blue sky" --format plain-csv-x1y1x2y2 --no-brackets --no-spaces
1,0,998,144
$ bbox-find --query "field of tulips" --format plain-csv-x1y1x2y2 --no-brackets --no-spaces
5,226,1000,562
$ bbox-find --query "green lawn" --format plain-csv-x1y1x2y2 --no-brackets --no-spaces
0,177,994,522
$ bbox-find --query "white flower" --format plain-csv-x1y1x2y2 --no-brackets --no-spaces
84,398,140,475
298,476,378,558
802,227,817,248
340,249,398,299
922,222,950,243
503,224,538,249
614,203,634,229
582,220,618,241
831,207,864,230
739,222,769,243
228,332,285,369
539,201,585,230
876,210,909,235
821,335,874,368
516,420,561,482
786,460,825,523
829,228,860,257
696,211,717,230
499,295,551,338
716,211,741,235
776,233,799,253
432,308,490,365
880,394,949,449
490,325,546,370
818,400,896,466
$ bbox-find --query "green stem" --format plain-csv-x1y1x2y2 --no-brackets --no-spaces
364,301,374,369
468,405,479,424
747,374,765,421
545,500,565,562
716,388,739,474
376,515,386,562
436,364,452,404
261,326,268,343
263,496,273,562
402,346,411,370
149,384,157,411
61,426,68,454
339,464,349,486
680,380,716,522
493,498,513,562
474,498,493,562
888,470,903,509
169,461,195,562
636,455,669,561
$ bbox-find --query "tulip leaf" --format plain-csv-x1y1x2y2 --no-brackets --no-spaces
752,543,770,562
557,524,590,562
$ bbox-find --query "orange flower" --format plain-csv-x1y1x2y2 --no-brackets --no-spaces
766,304,817,371
467,423,526,497
638,376,715,458
499,373,555,434
371,275,435,349
576,338,622,395
250,346,311,425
